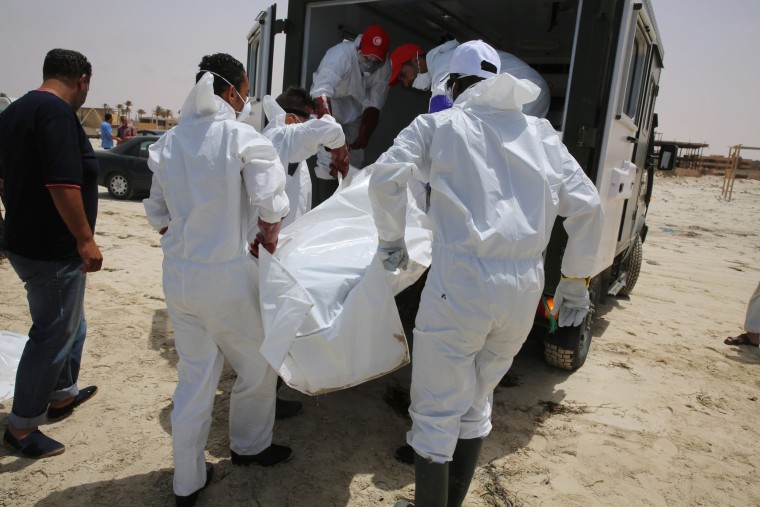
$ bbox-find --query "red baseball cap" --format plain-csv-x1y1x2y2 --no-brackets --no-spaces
389,43,423,86
360,25,390,61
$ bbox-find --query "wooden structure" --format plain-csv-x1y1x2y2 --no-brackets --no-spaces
700,154,755,173
721,144,760,201
653,140,709,170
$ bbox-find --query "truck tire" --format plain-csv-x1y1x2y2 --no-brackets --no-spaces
618,235,643,297
543,276,600,371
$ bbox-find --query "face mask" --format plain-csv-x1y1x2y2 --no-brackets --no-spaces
445,73,462,104
412,72,432,90
199,69,251,122
445,73,477,103
236,99,252,123
358,55,383,77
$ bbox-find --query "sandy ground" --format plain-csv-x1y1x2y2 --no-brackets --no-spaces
1,173,759,507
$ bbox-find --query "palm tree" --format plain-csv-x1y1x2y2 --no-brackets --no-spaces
163,109,173,119
125,100,133,120
153,106,164,127
116,104,124,117
137,108,146,119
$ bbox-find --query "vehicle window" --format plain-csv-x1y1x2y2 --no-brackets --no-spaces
622,22,650,122
124,143,142,157
247,33,260,99
138,141,155,159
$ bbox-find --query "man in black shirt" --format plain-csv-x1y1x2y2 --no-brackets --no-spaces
0,48,102,458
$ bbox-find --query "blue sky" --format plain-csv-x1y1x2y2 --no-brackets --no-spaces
1,0,757,156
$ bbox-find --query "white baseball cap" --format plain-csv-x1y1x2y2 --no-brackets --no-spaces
448,40,501,79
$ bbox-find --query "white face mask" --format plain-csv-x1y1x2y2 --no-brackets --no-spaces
358,53,383,77
200,69,251,122
412,72,432,90
236,99,252,123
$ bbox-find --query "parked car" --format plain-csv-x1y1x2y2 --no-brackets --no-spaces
0,96,15,115
96,135,159,199
137,129,165,136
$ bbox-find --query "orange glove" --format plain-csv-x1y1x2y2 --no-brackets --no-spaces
329,143,350,179
349,107,380,150
251,218,282,258
314,95,332,118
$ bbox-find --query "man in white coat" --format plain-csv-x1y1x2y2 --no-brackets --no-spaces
143,53,292,507
368,41,604,507
262,86,347,227
310,25,391,204
389,39,551,117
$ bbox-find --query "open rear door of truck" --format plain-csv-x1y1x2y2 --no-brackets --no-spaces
247,3,278,132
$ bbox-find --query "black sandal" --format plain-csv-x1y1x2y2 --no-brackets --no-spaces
724,333,760,347
3,428,65,458
47,386,98,420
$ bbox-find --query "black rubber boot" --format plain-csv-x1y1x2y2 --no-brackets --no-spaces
175,462,214,507
447,438,484,507
413,451,449,507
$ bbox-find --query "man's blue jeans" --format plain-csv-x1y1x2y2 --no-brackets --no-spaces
6,251,87,429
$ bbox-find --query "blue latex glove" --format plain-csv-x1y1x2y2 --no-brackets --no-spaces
428,95,453,113
552,278,590,327
377,238,409,271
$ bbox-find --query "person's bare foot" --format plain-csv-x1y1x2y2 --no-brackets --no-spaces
8,424,37,440
48,396,74,409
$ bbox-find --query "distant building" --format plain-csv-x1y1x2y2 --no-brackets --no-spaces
78,107,178,137
78,107,110,137
136,116,177,131
654,140,760,180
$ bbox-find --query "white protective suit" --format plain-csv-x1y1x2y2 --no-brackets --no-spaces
261,95,346,227
368,72,604,463
424,39,551,118
744,281,760,334
143,73,289,496
310,33,392,178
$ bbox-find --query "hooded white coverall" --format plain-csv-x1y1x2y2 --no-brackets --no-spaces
743,282,760,334
310,33,392,178
143,74,289,496
424,39,551,118
368,72,604,463
261,96,346,227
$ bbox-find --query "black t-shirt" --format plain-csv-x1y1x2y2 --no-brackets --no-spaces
0,90,98,260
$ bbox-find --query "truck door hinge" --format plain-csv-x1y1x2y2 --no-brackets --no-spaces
577,126,598,148
273,18,288,34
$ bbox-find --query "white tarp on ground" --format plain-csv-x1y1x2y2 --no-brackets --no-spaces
258,167,433,395
0,330,27,402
